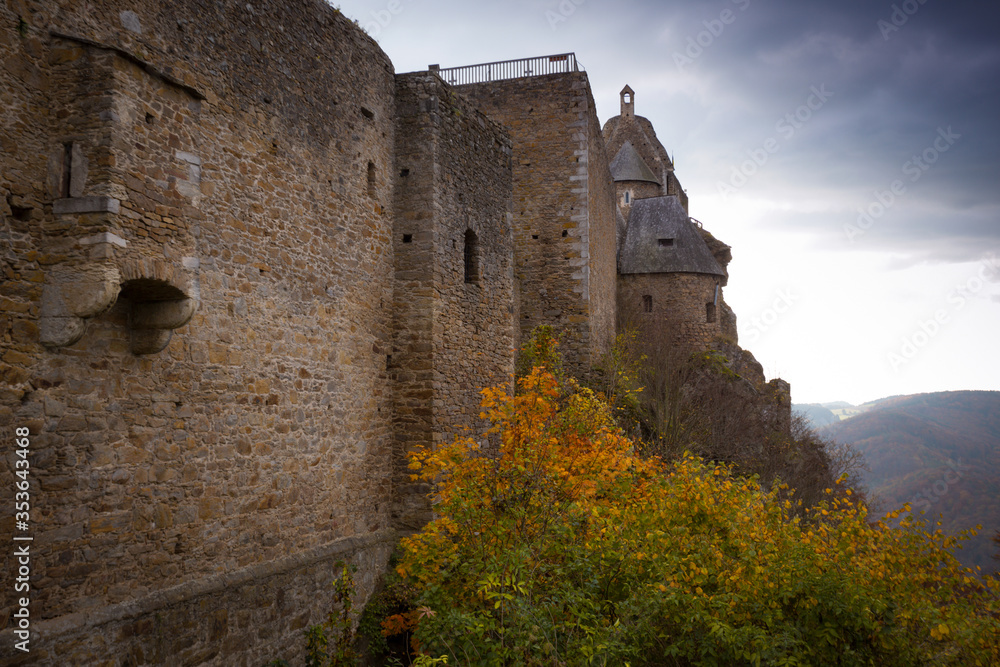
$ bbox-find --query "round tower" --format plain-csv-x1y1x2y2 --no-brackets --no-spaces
609,140,661,219
604,84,689,211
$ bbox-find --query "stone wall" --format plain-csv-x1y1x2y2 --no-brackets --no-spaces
3,532,393,666
615,180,661,226
584,85,618,377
1,0,398,662
457,72,616,377
618,272,725,352
391,73,515,530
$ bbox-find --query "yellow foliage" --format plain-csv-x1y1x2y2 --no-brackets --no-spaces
395,361,1000,666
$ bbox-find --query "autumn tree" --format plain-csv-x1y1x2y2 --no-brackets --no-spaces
394,339,1000,665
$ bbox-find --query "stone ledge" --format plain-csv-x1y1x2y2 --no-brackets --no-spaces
0,528,396,648
53,196,121,215
78,232,128,247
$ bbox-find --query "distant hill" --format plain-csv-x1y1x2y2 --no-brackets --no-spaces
793,403,839,428
793,399,887,428
819,391,1000,575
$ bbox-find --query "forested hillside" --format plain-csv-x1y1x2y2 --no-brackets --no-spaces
820,391,1000,574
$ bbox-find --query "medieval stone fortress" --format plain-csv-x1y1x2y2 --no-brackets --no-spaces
1,0,788,662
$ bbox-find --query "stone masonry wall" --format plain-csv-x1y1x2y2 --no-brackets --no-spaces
391,73,515,530
615,180,661,227
603,111,688,212
1,0,397,663
618,273,725,352
458,72,616,377
584,91,617,374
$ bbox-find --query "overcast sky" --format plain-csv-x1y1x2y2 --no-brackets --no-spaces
335,0,1000,404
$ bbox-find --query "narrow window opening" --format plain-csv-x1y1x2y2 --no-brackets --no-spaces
624,93,631,104
532,234,539,240
399,168,410,177
562,230,568,238
624,191,630,204
464,229,479,285
402,234,412,244
706,302,717,323
658,238,674,247
642,295,653,313
61,142,73,198
366,161,376,196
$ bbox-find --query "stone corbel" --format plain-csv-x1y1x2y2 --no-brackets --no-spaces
41,253,200,355
128,297,197,355
118,257,200,355
40,264,121,348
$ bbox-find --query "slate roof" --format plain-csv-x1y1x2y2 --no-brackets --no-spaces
610,140,660,184
619,196,726,276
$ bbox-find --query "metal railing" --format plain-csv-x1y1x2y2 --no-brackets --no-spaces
429,53,583,86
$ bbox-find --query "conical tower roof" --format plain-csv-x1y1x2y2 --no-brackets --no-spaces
610,140,660,184
619,196,725,276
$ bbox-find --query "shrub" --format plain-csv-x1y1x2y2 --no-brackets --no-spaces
304,561,359,667
396,357,1000,665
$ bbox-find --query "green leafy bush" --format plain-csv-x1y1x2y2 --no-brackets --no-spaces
396,346,1000,665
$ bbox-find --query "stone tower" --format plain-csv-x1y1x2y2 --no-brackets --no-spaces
603,84,790,425
610,140,661,220
604,85,688,211
451,60,618,378
603,86,735,345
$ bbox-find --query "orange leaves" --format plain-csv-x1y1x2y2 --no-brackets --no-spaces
382,607,436,638
395,350,1000,665
381,612,414,637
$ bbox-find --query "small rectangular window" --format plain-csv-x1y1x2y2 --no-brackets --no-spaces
61,142,73,198
464,229,479,284
402,234,412,243
642,295,653,313
706,302,717,323
658,238,674,247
